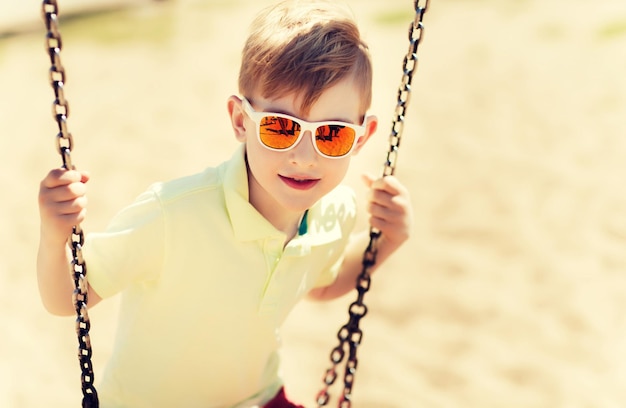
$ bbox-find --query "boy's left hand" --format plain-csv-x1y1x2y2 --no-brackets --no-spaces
362,174,413,248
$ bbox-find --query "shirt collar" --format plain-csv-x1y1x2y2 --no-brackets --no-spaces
222,145,283,242
221,145,341,248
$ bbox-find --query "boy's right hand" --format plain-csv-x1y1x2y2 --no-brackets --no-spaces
38,168,90,245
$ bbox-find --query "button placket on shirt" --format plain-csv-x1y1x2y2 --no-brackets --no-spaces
258,237,284,314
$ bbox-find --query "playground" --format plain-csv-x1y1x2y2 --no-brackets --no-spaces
1,0,626,406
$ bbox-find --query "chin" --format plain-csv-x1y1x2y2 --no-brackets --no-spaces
278,196,319,213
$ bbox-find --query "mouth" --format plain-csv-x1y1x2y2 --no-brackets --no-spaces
279,175,320,190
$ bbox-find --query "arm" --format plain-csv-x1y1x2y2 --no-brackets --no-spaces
308,174,413,301
37,168,102,316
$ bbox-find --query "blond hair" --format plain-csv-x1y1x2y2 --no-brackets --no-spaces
238,0,372,117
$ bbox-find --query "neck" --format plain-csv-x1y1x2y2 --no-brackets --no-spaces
245,158,307,244
248,186,304,244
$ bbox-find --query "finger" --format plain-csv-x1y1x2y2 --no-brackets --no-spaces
40,194,88,220
367,200,404,224
52,195,88,216
363,176,407,205
47,206,88,232
367,198,412,238
40,168,89,201
41,168,84,189
367,214,392,233
361,173,375,188
368,215,410,244
370,175,405,196
363,174,392,205
368,187,407,213
41,179,88,204
59,210,87,227
79,170,90,183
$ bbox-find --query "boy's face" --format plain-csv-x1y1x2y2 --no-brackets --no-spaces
229,77,377,225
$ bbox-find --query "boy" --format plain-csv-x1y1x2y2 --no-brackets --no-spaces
37,1,413,407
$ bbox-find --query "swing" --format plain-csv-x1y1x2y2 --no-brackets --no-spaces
40,1,429,407
315,3,429,406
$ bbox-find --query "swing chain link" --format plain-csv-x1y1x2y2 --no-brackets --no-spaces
41,1,99,407
316,1,428,407
384,0,429,178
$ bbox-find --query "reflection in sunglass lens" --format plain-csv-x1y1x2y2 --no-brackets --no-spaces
260,116,301,149
315,125,356,157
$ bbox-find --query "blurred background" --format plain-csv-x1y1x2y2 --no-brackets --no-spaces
1,0,626,407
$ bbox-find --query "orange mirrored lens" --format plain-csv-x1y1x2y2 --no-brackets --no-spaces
259,116,301,149
315,125,356,157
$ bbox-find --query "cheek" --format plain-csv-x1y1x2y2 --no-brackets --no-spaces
245,141,278,179
323,158,351,185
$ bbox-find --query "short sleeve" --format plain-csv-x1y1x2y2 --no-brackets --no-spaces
310,185,358,288
83,188,165,299
313,255,346,288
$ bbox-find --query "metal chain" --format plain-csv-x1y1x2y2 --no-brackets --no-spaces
41,1,99,407
316,1,429,406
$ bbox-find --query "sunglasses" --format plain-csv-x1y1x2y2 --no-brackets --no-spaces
242,97,366,159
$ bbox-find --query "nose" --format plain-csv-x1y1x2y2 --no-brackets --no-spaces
289,130,318,166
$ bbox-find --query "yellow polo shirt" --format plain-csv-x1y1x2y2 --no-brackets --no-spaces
83,145,357,408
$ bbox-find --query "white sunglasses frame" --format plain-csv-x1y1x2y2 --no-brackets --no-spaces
241,97,366,159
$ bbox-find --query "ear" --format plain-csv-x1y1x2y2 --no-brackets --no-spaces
227,95,248,143
352,115,378,155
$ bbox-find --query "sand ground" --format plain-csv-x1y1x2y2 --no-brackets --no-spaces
1,0,626,407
